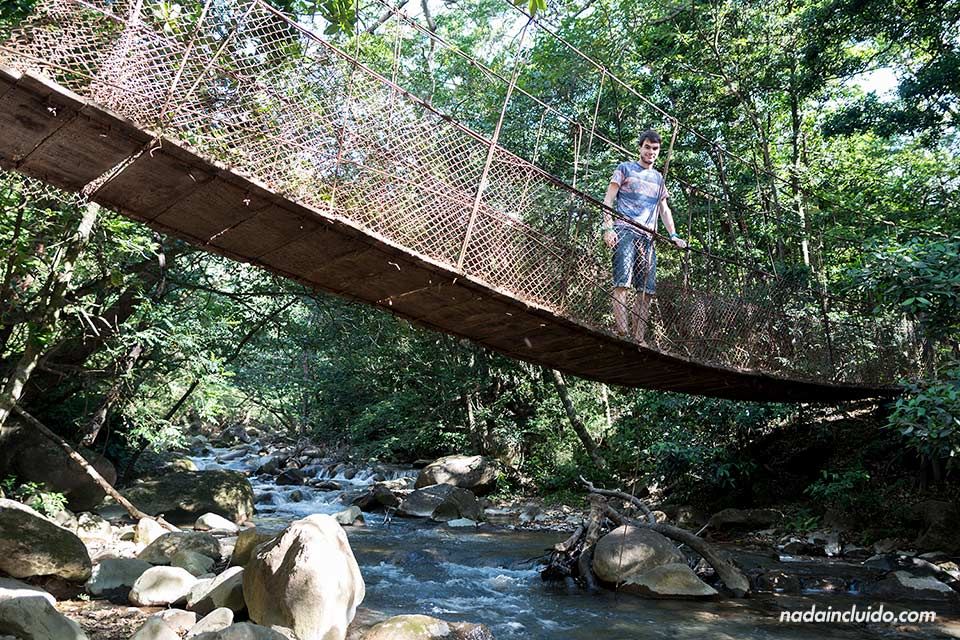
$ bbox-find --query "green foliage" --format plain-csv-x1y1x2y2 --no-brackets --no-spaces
316,0,356,35
848,238,960,344
1,477,68,516
783,508,820,534
805,467,872,511
887,369,960,461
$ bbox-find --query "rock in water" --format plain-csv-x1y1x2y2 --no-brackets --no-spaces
399,485,481,521
123,471,254,525
243,514,364,640
592,526,684,584
0,499,92,581
414,455,497,496
0,578,88,639
622,563,718,598
230,527,278,567
190,622,292,639
363,615,494,640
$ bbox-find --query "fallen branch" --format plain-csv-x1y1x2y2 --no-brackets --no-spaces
13,404,178,532
582,479,750,597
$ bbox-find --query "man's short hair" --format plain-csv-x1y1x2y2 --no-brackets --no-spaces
638,129,662,146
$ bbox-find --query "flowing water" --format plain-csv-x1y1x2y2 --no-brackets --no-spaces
194,445,960,639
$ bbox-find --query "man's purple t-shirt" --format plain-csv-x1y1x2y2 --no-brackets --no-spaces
610,161,669,231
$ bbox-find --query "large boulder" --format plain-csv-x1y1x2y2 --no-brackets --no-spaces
414,456,497,496
352,484,400,511
0,499,92,581
0,578,88,639
139,531,222,565
363,615,494,640
399,485,481,522
592,526,685,584
123,471,254,525
869,571,958,601
243,514,364,640
0,421,116,511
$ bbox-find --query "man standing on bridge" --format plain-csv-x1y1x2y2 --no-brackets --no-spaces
602,129,687,341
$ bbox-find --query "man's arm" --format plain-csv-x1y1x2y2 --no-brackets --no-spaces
658,199,687,248
602,181,619,248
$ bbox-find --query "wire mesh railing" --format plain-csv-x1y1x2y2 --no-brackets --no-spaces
0,0,924,387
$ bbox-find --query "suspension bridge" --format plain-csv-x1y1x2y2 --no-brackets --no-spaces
0,0,920,401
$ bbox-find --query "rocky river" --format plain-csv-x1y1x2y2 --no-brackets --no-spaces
191,443,960,640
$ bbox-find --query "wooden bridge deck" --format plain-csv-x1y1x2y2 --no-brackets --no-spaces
0,66,899,402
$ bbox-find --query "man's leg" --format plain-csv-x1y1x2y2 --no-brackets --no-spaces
613,287,630,336
633,236,657,343
611,228,635,336
633,291,653,342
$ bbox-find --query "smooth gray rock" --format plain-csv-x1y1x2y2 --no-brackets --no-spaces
129,566,198,606
187,608,235,637
123,471,254,525
85,557,152,595
173,550,217,577
131,618,181,640
624,563,719,598
0,578,88,640
592,526,685,584
188,567,245,615
152,609,197,635
414,455,497,496
139,532,221,565
398,485,481,522
191,622,291,639
243,514,364,640
333,506,364,526
0,499,92,581
869,571,958,601
196,513,239,533
363,614,494,640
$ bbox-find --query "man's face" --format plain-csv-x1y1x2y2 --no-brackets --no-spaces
639,140,661,167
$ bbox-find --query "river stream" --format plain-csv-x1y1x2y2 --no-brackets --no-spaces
193,445,960,639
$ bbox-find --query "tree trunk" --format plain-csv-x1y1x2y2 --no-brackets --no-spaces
79,341,145,446
13,404,177,530
548,369,606,469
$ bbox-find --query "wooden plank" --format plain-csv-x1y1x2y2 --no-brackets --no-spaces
93,142,216,221
210,204,320,259
20,107,150,191
153,174,272,243
258,226,369,280
0,67,18,100
0,73,84,168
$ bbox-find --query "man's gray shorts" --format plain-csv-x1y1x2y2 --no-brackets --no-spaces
613,226,656,294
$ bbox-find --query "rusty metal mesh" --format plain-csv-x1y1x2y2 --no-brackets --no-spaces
0,0,924,386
